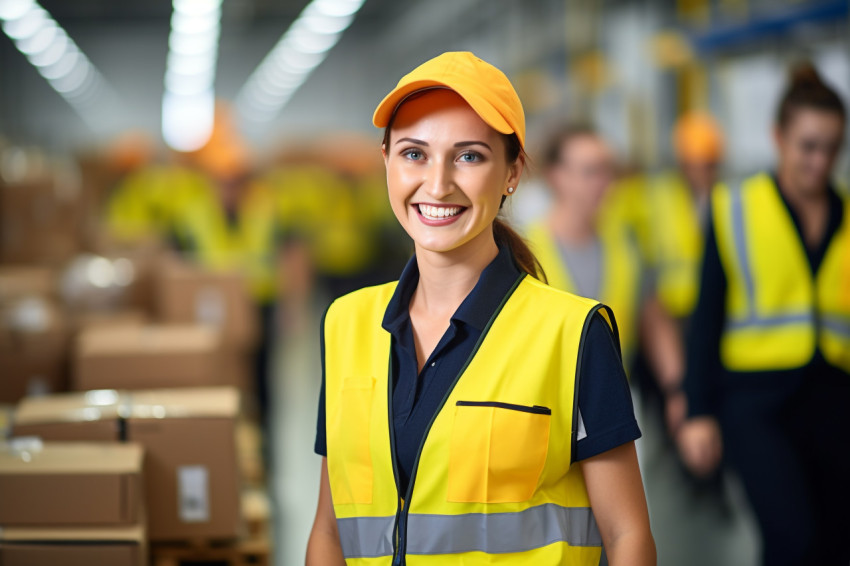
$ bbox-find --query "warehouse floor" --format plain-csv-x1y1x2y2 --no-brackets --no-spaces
269,301,761,566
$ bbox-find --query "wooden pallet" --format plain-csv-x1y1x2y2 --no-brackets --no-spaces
241,488,271,540
151,537,271,566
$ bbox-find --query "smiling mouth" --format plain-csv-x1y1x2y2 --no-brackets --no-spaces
417,203,466,220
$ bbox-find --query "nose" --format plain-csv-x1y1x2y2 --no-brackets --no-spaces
422,158,455,200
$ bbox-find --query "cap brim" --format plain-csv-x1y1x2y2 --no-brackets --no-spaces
372,79,513,136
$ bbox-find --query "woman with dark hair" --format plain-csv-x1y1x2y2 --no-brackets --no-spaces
306,52,655,565
678,62,850,566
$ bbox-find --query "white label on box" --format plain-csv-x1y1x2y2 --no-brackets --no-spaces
178,465,210,523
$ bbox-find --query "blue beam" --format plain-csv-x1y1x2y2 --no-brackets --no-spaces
691,0,850,54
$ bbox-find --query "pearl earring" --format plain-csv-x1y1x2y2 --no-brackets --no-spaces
507,187,515,194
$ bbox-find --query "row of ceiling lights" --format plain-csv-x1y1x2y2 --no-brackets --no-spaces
0,0,119,133
0,0,367,150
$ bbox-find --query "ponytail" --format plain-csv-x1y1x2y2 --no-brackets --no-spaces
493,217,547,283
495,132,546,282
777,61,846,130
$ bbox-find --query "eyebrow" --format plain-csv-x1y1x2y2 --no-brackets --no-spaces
394,137,492,151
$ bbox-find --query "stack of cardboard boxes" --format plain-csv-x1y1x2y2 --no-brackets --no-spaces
1,155,271,563
0,267,69,403
11,388,244,544
0,440,147,565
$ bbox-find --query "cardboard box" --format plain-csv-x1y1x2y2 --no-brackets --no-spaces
0,441,144,526
12,390,127,442
0,404,14,439
0,180,82,266
69,309,147,334
0,298,69,403
127,387,242,541
0,522,146,566
156,259,258,350
73,324,223,390
0,266,56,303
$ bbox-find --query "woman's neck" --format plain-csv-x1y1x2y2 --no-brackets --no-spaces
412,231,498,319
776,168,830,250
549,198,597,245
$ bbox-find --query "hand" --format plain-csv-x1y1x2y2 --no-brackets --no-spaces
676,416,723,478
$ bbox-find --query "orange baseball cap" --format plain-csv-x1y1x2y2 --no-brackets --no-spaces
373,51,526,149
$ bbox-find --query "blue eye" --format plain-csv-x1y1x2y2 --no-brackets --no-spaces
459,152,482,163
402,149,424,161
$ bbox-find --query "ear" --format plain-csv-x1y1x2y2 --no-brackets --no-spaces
381,143,388,163
504,156,524,195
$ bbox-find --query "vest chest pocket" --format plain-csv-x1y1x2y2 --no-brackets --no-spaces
329,377,375,505
447,401,551,503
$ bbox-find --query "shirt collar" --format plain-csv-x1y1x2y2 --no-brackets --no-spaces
381,244,523,335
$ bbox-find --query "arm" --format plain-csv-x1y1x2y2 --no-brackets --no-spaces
581,442,656,566
676,207,726,477
639,295,686,432
306,458,345,565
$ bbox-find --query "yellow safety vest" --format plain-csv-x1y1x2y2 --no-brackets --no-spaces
268,166,379,277
646,173,704,318
324,276,615,565
713,172,850,372
526,221,639,370
107,165,191,242
169,173,279,303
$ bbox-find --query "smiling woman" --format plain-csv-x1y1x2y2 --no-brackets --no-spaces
306,51,655,566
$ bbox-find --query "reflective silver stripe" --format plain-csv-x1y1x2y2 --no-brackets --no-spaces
730,184,757,317
822,315,850,337
337,515,394,559
337,504,601,559
726,312,813,330
406,504,601,555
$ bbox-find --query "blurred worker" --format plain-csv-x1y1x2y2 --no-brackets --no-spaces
108,104,286,429
526,126,682,387
640,113,725,434
678,62,850,566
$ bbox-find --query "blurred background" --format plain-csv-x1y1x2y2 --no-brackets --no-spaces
0,0,848,565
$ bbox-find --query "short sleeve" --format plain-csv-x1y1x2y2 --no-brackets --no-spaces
314,308,329,457
573,312,641,462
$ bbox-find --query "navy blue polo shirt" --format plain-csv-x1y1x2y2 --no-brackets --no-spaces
315,245,641,495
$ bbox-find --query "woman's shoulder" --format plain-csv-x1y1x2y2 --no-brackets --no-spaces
516,275,601,313
325,281,399,324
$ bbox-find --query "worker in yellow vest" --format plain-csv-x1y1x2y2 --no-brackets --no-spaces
651,113,723,319
525,127,685,425
678,63,850,566
107,105,284,428
306,52,655,566
525,126,642,373
632,114,726,436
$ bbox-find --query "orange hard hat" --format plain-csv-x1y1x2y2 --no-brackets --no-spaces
673,112,724,163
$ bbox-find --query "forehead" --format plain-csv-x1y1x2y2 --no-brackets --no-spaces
390,89,498,141
786,108,845,132
561,134,611,161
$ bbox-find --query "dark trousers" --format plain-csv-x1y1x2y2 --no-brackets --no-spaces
720,367,850,566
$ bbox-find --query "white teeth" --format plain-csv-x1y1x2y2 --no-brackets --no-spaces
418,204,462,220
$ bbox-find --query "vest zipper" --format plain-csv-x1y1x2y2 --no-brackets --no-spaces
390,274,525,564
387,358,403,564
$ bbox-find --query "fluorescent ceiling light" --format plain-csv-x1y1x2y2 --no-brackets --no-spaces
161,0,222,151
235,0,366,130
0,0,121,131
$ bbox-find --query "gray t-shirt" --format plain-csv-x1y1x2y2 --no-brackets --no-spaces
557,238,603,299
